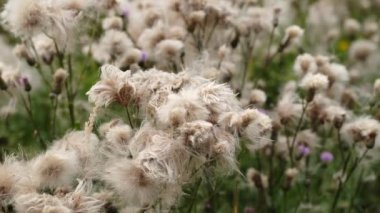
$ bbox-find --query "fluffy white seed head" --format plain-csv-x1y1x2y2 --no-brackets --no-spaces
299,73,329,91
294,53,317,76
373,79,380,96
31,150,80,189
284,25,304,43
341,117,380,148
156,90,210,128
87,65,135,107
98,119,125,137
106,124,133,146
249,89,267,106
349,40,377,62
155,39,184,60
103,159,161,207
344,18,361,35
102,16,124,30
242,109,272,147
276,93,302,124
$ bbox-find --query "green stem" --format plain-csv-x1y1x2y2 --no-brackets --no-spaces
289,101,308,166
19,92,45,148
125,107,134,129
348,169,364,213
187,178,202,213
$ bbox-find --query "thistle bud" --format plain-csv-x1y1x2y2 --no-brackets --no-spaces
52,68,68,95
0,75,7,90
283,168,298,190
21,76,32,92
247,168,268,189
13,44,35,66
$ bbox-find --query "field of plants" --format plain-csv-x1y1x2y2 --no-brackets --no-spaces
0,0,380,212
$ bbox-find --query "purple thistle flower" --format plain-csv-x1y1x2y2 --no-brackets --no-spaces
298,145,311,156
122,6,130,18
320,151,334,163
140,52,148,61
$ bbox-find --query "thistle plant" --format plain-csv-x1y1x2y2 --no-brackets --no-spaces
0,0,380,212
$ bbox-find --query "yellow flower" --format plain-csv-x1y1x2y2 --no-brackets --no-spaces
338,40,350,52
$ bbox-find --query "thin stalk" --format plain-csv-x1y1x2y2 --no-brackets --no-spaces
19,92,45,148
204,19,220,47
348,169,364,213
331,147,367,212
283,190,288,212
27,41,52,89
125,107,134,129
187,178,202,213
240,35,257,93
289,100,308,166
66,54,76,128
65,81,75,128
265,26,277,64
50,96,58,138
233,182,239,213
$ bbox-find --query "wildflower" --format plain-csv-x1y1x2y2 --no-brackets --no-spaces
349,40,377,62
322,105,347,128
315,55,330,68
2,0,80,43
341,117,380,148
249,89,267,106
180,120,215,155
156,90,209,128
294,53,317,77
86,64,135,107
21,76,32,92
154,39,184,60
14,192,69,212
343,19,361,36
105,124,133,146
247,168,268,189
0,162,17,202
323,63,349,85
188,10,206,27
62,180,105,212
2,0,50,37
103,159,161,206
32,34,56,64
31,150,80,188
300,73,329,91
52,68,69,95
13,44,35,65
242,109,272,148
320,151,334,163
284,168,298,190
50,131,100,176
298,145,311,157
92,30,133,64
299,73,329,101
296,130,319,149
275,93,302,125
102,16,123,30
118,48,143,69
363,20,378,38
283,25,304,46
